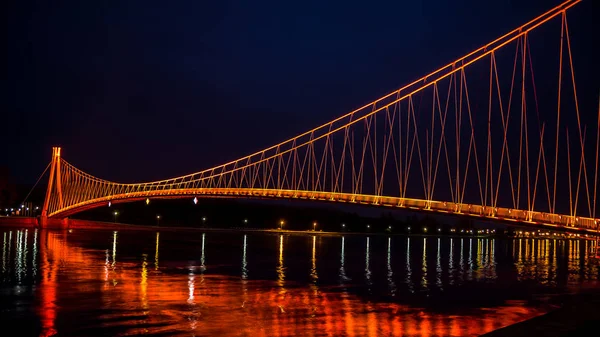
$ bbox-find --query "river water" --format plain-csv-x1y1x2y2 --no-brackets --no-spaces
0,228,599,336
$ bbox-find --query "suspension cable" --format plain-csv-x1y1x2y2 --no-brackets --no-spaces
19,162,51,207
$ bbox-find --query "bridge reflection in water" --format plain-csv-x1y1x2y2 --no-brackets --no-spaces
1,229,599,337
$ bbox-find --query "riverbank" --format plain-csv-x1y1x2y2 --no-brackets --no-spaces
483,287,600,336
0,216,501,238
2,217,598,241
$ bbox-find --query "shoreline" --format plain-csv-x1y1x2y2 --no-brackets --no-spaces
0,216,502,238
482,288,600,336
2,217,598,240
0,217,482,238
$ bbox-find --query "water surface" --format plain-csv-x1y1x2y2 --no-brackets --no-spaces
1,228,599,336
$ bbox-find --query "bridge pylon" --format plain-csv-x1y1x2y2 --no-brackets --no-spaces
40,147,63,227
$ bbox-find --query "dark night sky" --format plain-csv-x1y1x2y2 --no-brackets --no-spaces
2,0,598,185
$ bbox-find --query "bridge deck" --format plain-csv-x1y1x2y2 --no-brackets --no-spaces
49,188,599,231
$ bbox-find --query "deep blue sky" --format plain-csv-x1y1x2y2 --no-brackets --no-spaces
2,0,597,184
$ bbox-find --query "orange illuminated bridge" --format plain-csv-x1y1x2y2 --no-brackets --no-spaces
40,0,599,232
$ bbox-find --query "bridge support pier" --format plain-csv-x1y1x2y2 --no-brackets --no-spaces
38,216,48,229
37,216,70,229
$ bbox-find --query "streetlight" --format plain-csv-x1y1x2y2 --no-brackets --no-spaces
407,226,411,232
202,217,207,226
244,218,248,225
156,215,161,226
341,223,346,231
423,227,428,233
279,220,285,230
114,211,119,223
366,224,370,231
313,222,317,231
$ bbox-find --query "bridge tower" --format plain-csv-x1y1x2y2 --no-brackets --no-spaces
40,147,63,227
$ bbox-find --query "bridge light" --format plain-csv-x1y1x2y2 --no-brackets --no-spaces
108,201,111,207
342,223,346,228
407,226,411,231
156,215,160,219
202,217,206,222
313,222,317,231
146,198,150,205
437,228,441,232
21,205,24,208
423,227,427,233
35,206,39,210
244,219,248,224
193,197,198,205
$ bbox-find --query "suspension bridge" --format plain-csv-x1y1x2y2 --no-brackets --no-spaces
35,0,598,231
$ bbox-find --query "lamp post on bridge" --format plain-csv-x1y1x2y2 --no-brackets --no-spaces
156,215,161,226
113,211,119,223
